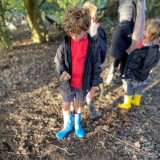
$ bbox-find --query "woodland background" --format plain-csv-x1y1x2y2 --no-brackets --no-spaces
0,0,160,160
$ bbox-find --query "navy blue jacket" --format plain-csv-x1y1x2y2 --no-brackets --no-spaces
92,25,107,64
122,45,159,81
54,34,102,96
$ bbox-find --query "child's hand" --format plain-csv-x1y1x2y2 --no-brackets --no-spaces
87,86,96,99
60,71,71,81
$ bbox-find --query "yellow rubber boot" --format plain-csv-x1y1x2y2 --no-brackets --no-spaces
118,95,133,109
132,93,142,106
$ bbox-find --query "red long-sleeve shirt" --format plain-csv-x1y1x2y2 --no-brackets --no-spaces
70,35,88,88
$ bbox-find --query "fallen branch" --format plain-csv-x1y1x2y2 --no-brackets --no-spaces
52,144,75,156
150,118,160,124
12,127,18,145
99,128,149,157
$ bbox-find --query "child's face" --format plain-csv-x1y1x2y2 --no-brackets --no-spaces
71,31,87,41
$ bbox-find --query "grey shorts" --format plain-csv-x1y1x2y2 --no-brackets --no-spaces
61,88,86,103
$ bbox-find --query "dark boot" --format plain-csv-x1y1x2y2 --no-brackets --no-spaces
87,100,102,119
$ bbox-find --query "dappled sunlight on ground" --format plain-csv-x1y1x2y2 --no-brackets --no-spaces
0,29,160,160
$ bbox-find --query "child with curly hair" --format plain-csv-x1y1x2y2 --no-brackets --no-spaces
54,5,102,138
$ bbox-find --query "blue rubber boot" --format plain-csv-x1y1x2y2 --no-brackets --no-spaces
56,114,73,139
75,113,85,138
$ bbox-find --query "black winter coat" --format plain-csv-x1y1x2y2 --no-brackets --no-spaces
92,25,107,64
122,45,159,81
54,34,102,96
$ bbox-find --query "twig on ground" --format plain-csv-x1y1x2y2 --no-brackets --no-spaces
150,118,160,124
52,144,75,156
12,127,18,145
6,151,16,156
99,128,149,157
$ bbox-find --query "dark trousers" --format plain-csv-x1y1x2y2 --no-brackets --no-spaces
113,52,128,76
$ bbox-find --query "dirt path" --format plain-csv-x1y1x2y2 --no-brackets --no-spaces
0,30,160,160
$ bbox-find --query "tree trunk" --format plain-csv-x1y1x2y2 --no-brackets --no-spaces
0,1,12,53
23,0,48,43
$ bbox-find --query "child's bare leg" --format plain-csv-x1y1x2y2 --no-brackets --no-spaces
62,101,71,115
74,101,82,113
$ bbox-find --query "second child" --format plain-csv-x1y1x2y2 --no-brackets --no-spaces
118,19,160,109
83,1,107,119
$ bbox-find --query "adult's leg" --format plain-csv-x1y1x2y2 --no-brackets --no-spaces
114,59,121,68
119,52,128,76
106,26,122,86
106,59,121,86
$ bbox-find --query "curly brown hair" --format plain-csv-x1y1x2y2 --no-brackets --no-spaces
62,5,91,35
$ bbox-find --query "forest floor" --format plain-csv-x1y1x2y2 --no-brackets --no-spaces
0,27,160,160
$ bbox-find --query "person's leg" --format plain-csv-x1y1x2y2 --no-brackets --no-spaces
86,95,102,119
114,59,121,68
74,101,85,137
106,59,121,86
135,82,143,95
132,81,143,106
56,101,73,139
122,79,127,92
119,52,128,76
56,89,75,139
97,82,104,97
118,80,134,109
